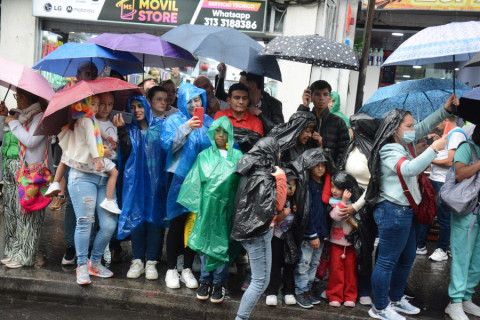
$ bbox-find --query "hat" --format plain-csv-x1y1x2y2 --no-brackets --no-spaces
137,74,157,86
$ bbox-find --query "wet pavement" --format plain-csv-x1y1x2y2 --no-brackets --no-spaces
0,200,479,319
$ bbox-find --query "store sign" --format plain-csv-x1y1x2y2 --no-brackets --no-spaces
32,0,267,33
362,0,480,11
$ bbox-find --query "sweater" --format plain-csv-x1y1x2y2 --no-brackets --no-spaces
58,118,100,164
329,201,353,246
8,112,47,165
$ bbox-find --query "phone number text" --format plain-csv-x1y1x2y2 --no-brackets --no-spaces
204,18,258,30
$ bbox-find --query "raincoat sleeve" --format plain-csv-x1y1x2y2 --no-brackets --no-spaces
172,122,193,153
117,125,132,159
414,107,450,141
177,155,202,214
336,120,350,163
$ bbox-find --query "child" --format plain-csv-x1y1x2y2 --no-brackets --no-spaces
177,116,243,304
265,179,298,306
45,95,121,214
326,171,360,307
96,92,118,157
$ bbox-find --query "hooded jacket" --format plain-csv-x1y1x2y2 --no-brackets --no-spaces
160,82,213,220
329,91,350,128
177,116,243,272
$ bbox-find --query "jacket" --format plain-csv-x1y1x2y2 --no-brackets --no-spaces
305,178,329,240
257,92,284,134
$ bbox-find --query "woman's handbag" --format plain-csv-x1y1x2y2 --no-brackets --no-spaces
16,118,53,214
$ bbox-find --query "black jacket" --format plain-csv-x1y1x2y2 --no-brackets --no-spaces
258,92,284,135
297,104,350,163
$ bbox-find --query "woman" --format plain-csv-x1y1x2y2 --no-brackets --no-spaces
113,95,167,281
1,89,48,268
365,95,456,320
147,86,169,119
337,113,379,306
445,125,480,320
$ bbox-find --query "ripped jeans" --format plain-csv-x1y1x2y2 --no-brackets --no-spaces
68,169,117,266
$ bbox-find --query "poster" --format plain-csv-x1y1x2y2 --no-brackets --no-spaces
362,0,480,11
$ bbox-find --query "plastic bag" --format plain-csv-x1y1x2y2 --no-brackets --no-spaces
233,127,262,153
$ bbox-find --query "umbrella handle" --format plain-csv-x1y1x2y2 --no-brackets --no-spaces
2,84,11,103
453,55,456,94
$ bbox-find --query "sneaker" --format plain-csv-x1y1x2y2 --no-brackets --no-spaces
145,261,158,280
390,296,420,315
76,265,91,285
344,301,356,307
463,299,480,317
210,283,226,303
181,268,198,289
126,259,144,279
266,295,277,306
329,301,341,307
284,294,296,305
428,248,448,262
296,292,313,309
165,269,180,289
45,181,61,198
320,290,327,299
445,302,469,320
1,257,12,265
196,282,212,300
416,246,427,255
61,245,76,265
308,290,321,305
50,197,67,211
368,305,405,320
88,260,113,278
5,261,23,269
99,198,121,214
360,296,373,306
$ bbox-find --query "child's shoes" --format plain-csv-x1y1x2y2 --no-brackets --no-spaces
100,198,121,214
45,181,61,198
329,301,341,307
344,301,356,307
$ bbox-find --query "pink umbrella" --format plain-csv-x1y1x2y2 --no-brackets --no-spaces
0,56,55,101
34,77,140,136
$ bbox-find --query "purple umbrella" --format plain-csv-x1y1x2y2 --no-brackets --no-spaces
86,33,197,68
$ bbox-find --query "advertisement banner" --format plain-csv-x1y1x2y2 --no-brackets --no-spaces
362,0,480,11
32,0,267,33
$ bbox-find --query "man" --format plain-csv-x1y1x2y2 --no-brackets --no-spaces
297,80,349,162
160,79,179,116
193,76,228,117
137,74,157,96
239,72,284,134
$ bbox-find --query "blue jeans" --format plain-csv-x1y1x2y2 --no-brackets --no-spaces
371,201,416,310
415,180,451,251
63,167,76,247
199,255,229,285
294,240,323,295
131,221,164,261
236,228,273,320
68,169,117,266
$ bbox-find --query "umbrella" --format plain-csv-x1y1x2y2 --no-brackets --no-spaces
458,87,480,125
34,77,141,136
259,34,359,71
161,24,282,81
464,51,480,68
85,33,197,68
0,56,54,101
357,78,471,121
32,43,143,77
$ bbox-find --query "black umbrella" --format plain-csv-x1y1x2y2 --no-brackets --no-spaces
259,35,359,71
458,87,480,125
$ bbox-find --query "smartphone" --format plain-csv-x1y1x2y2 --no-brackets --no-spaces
109,110,133,124
8,110,20,116
193,107,204,127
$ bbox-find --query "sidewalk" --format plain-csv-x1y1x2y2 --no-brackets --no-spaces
0,202,478,320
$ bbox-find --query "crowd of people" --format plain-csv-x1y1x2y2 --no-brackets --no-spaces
1,61,480,320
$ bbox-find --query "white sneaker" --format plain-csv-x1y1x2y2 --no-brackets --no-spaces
126,259,144,279
360,296,373,305
390,296,420,315
429,248,448,261
266,295,277,306
165,269,180,289
181,268,199,289
284,294,296,305
145,261,158,280
45,181,61,198
321,290,327,299
445,302,469,320
463,299,480,317
368,305,405,320
100,198,121,214
416,246,427,255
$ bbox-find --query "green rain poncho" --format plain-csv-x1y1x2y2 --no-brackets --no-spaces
177,116,243,271
330,91,350,128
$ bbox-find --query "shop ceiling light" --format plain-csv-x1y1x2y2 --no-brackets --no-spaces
413,65,422,69
403,75,411,78
392,32,404,36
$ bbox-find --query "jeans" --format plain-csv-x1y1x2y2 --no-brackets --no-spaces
294,239,323,295
131,221,164,261
64,167,76,247
371,200,416,310
68,169,117,266
199,255,229,285
236,228,273,320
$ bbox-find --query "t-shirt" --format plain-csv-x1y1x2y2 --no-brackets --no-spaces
219,149,227,158
454,142,480,166
430,129,467,182
98,120,118,160
214,109,264,136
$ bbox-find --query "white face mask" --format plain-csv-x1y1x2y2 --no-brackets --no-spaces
398,128,416,144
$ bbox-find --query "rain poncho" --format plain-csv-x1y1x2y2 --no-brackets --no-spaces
160,82,213,220
329,91,350,128
117,95,167,240
177,116,243,272
231,137,281,241
268,111,317,165
233,127,262,153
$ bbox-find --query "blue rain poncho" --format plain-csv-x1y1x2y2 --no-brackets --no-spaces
160,82,213,220
177,116,243,271
117,95,167,240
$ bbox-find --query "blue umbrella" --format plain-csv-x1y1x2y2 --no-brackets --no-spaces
358,78,471,121
32,43,143,77
458,87,480,125
161,24,282,81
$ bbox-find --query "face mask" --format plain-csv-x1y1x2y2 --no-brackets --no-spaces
398,129,416,144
